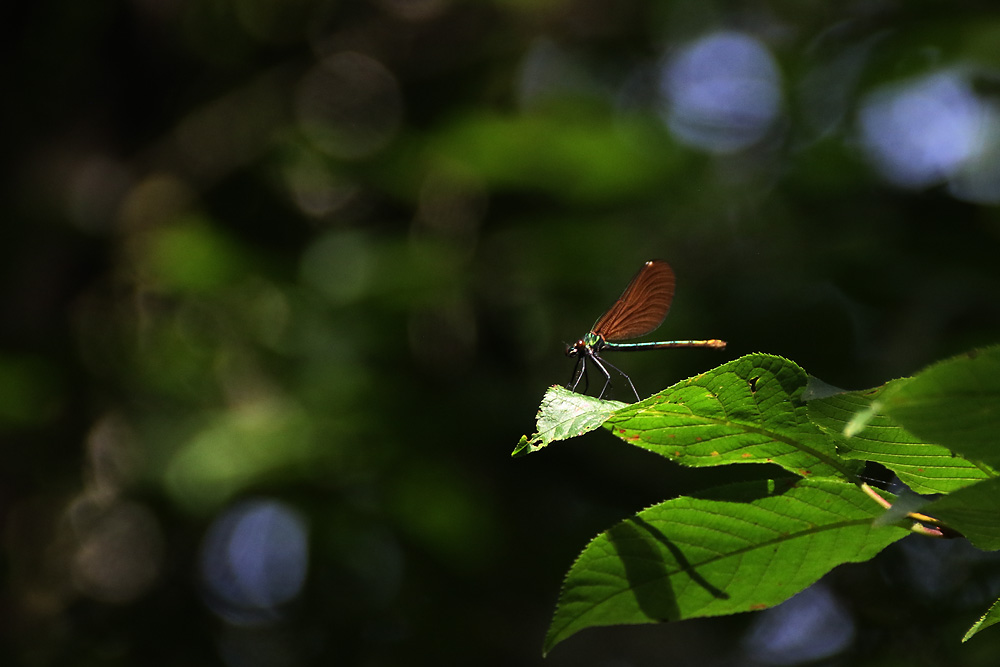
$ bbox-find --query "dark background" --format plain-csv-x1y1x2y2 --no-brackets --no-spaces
4,1,1000,665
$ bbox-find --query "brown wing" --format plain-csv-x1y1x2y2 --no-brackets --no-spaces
591,260,675,341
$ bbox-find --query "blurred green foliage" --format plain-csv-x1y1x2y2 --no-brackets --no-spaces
4,1,1000,665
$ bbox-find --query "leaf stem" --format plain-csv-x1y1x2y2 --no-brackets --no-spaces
859,483,952,538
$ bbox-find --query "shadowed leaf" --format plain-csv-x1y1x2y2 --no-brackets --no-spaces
808,379,992,494
544,478,908,654
884,346,1000,468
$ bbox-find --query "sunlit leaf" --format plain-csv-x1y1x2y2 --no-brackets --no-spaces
604,354,858,479
963,596,1000,642
514,385,625,456
808,379,992,494
544,478,908,654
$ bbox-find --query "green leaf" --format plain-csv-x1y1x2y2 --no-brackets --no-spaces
884,346,1000,467
544,478,908,654
431,111,681,203
808,379,993,494
604,354,857,480
925,477,1000,551
147,215,249,293
513,386,626,456
964,596,1000,642
0,354,61,427
163,402,316,513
